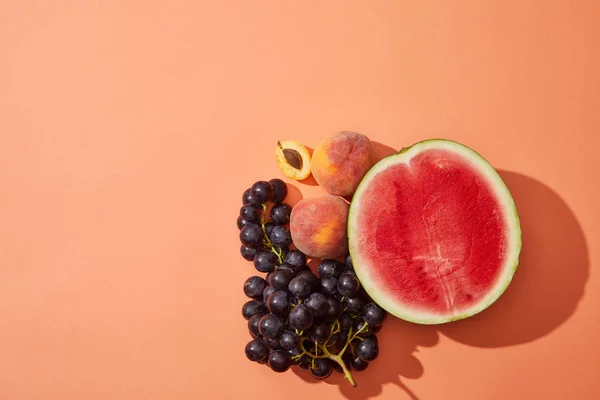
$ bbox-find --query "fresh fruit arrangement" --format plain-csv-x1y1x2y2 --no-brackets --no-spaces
238,179,387,386
238,132,522,387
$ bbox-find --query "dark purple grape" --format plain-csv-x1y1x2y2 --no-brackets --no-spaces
258,314,284,338
309,323,330,344
371,324,383,333
269,226,292,248
243,188,261,206
254,251,278,273
337,273,360,297
288,276,312,299
279,331,300,351
245,339,269,362
323,296,343,321
240,245,257,261
264,336,283,350
305,292,328,318
237,216,251,230
318,259,344,278
296,270,318,288
309,358,333,379
266,291,291,315
240,205,261,223
289,304,314,330
344,252,354,272
348,354,369,371
269,179,287,203
264,221,275,236
251,181,274,204
339,313,353,332
248,313,265,338
270,203,292,225
242,300,268,320
284,250,306,268
262,285,276,303
276,262,301,276
344,296,366,315
268,269,294,291
356,337,379,361
240,223,264,248
362,302,387,326
243,276,268,299
319,276,338,296
268,349,291,373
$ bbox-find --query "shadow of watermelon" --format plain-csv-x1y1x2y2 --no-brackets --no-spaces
439,170,589,347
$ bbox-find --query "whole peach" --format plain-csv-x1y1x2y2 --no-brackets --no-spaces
290,195,349,259
311,131,375,197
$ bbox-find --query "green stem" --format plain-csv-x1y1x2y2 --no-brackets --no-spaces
337,322,368,358
319,344,357,387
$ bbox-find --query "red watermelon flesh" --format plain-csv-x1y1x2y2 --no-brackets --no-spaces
349,140,521,324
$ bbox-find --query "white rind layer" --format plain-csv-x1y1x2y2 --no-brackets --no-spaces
348,139,522,325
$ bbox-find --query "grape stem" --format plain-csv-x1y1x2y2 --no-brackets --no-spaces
319,343,357,387
260,204,284,264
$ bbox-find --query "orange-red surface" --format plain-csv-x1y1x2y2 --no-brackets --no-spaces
1,1,599,399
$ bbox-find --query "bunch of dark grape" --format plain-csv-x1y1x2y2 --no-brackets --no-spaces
238,179,387,386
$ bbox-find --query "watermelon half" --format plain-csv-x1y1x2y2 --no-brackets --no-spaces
348,139,521,324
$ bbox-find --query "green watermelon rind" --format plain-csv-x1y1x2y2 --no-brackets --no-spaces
348,139,522,325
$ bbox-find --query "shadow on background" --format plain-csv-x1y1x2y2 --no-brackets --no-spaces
439,170,589,346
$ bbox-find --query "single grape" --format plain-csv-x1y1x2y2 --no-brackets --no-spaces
288,276,312,299
258,314,284,338
244,276,268,299
251,181,274,204
269,179,288,203
268,349,291,372
268,269,294,291
240,224,264,248
262,285,275,303
309,323,330,344
337,273,361,297
245,339,269,362
348,354,369,371
323,296,343,321
289,304,314,330
362,302,387,326
339,313,353,332
243,188,261,206
319,276,338,296
237,216,251,230
284,250,306,268
269,226,292,248
264,336,283,350
305,292,327,318
279,331,300,351
264,221,275,236
344,252,354,272
248,313,265,338
242,300,268,320
298,355,312,370
240,245,257,261
254,251,278,273
344,296,366,315
356,337,379,361
296,270,318,288
276,262,301,276
240,205,261,223
288,346,303,362
270,203,292,225
266,291,291,315
310,359,333,379
318,259,344,278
